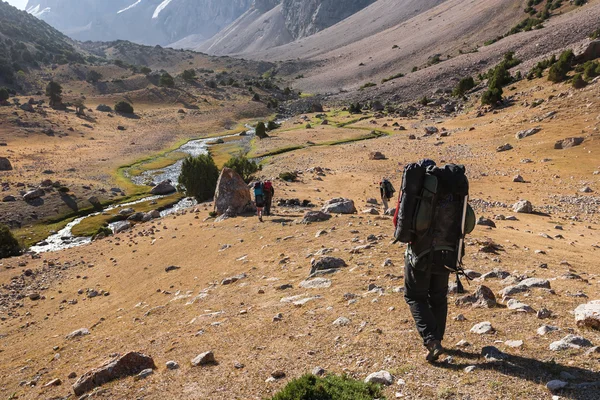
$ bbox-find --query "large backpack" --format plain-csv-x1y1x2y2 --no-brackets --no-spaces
393,163,472,269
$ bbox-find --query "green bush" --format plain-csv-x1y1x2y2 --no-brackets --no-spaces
178,154,219,202
181,69,196,82
140,66,152,75
279,172,297,182
591,28,600,40
419,96,429,106
381,73,404,84
86,70,102,83
481,87,503,106
45,81,62,107
453,76,475,96
224,154,259,183
267,120,280,131
93,226,113,239
583,61,600,80
0,87,9,101
255,122,268,139
548,49,574,83
114,101,134,114
359,82,376,90
572,73,587,89
159,72,175,87
269,374,384,400
348,103,362,114
0,224,21,259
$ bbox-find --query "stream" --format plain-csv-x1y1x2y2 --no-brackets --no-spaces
30,127,255,253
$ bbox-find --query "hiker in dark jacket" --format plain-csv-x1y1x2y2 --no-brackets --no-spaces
400,159,475,362
264,181,275,216
379,178,395,212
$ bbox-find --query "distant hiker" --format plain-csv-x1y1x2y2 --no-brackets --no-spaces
253,181,265,222
264,180,275,216
393,159,475,362
379,178,396,212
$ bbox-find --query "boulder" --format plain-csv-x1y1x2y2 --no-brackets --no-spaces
20,103,34,112
150,180,176,195
66,328,90,340
310,257,347,276
574,300,600,330
369,151,386,160
191,351,216,366
470,321,494,334
72,352,156,396
364,370,394,386
112,221,132,234
0,157,13,171
513,200,533,213
513,175,525,183
423,127,438,136
481,346,508,361
575,40,600,63
507,299,535,313
496,143,513,152
321,198,356,214
118,208,134,216
516,127,541,139
96,104,112,112
555,137,584,149
214,168,252,215
549,335,593,351
477,217,496,228
301,211,331,223
456,285,496,308
23,188,45,201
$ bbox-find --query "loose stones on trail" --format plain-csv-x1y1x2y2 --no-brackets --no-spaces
574,300,600,330
549,335,593,351
470,321,495,334
191,351,216,366
364,370,394,386
321,198,357,214
309,257,347,276
72,352,156,396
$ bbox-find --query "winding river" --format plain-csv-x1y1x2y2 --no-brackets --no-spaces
30,127,255,253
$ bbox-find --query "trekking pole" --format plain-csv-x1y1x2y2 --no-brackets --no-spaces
456,194,469,294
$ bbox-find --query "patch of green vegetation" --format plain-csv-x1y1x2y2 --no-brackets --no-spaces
299,92,315,98
548,49,574,83
128,152,187,177
481,52,521,106
0,224,22,259
269,374,384,400
223,154,259,183
381,73,405,84
178,154,219,202
591,28,600,40
452,76,476,96
359,82,377,90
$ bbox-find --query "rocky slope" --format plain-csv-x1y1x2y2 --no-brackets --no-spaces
25,0,253,46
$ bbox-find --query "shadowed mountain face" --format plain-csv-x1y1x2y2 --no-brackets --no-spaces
25,0,253,46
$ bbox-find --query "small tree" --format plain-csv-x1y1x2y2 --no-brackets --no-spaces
255,122,268,139
114,101,134,114
453,76,475,96
140,66,152,75
224,154,259,183
159,73,175,87
45,81,63,108
572,73,587,89
548,50,574,83
178,154,219,202
73,98,86,116
0,224,21,259
0,87,9,102
86,70,102,83
267,120,279,131
181,69,196,82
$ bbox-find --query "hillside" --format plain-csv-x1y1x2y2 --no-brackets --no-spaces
0,72,599,399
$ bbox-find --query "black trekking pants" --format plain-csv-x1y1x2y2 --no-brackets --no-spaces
404,255,450,346
265,194,273,216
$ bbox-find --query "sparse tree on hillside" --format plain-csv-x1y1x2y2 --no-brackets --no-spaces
178,154,219,202
45,81,63,108
72,98,86,116
0,224,21,259
255,122,268,139
140,67,152,75
0,87,9,102
224,154,259,183
114,101,134,114
181,69,196,82
86,70,102,83
159,72,175,88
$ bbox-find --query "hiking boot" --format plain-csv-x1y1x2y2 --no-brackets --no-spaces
425,340,444,362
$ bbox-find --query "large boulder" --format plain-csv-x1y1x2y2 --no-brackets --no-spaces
72,352,156,396
321,198,356,214
150,180,176,195
310,257,347,276
301,211,331,223
513,200,533,213
0,157,12,171
575,40,600,63
214,168,252,215
112,221,132,234
575,300,600,330
555,137,584,149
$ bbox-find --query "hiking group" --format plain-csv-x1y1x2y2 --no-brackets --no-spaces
389,159,476,362
253,180,275,222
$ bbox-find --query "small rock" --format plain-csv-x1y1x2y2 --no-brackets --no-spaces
546,380,568,391
513,200,533,214
134,368,153,381
470,321,494,334
364,370,394,386
271,370,286,380
538,325,559,335
481,346,508,360
332,317,351,327
312,366,326,376
191,351,216,366
66,328,90,340
165,361,179,370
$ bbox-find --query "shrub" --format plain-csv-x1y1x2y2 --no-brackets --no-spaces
306,123,312,129
140,66,152,75
224,154,259,183
252,93,261,101
269,374,383,400
548,49,574,83
159,72,175,87
381,73,404,84
481,87,503,105
419,96,429,106
359,82,376,90
0,224,21,259
181,69,196,82
93,226,113,239
255,122,268,139
45,81,62,107
453,76,475,96
583,61,600,80
0,87,8,102
572,73,587,89
267,120,280,131
72,98,86,115
114,101,134,114
279,172,297,182
86,70,102,83
177,154,219,202
348,103,362,114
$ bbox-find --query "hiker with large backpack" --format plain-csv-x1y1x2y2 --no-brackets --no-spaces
264,180,275,216
253,181,265,222
380,178,396,213
393,159,475,362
